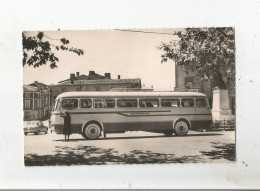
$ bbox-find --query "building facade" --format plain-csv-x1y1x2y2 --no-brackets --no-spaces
24,71,142,120
49,71,142,107
175,64,235,114
23,82,51,120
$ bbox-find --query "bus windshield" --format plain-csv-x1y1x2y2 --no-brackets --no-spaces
54,99,61,111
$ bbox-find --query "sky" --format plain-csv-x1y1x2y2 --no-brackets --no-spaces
23,29,178,91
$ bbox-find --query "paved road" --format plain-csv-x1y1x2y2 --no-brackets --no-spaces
24,126,236,166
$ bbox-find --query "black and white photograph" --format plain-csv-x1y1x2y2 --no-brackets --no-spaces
23,28,236,166
1,0,260,189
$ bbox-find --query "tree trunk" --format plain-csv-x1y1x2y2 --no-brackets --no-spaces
213,71,226,89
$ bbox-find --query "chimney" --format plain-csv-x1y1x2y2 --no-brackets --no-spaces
118,75,121,79
70,73,75,84
76,72,80,77
89,71,95,76
105,73,111,79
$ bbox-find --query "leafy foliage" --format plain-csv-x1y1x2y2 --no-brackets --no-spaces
159,28,235,89
23,32,84,69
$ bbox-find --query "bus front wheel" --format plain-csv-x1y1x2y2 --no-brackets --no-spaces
83,123,101,139
174,120,189,136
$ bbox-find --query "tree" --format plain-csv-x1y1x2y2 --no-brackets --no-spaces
158,28,235,89
23,32,84,69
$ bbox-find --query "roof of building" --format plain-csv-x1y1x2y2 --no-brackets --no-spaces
54,78,141,86
56,91,207,99
28,81,49,89
23,85,37,92
58,72,107,83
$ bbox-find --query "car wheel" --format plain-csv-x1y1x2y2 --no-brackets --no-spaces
83,123,101,139
174,120,189,136
24,132,27,135
163,130,174,136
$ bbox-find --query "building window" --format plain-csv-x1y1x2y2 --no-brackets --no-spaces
25,100,30,109
24,93,30,98
185,77,194,88
38,100,42,108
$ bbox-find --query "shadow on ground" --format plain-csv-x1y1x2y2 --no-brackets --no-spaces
54,133,224,142
24,142,235,166
200,142,236,161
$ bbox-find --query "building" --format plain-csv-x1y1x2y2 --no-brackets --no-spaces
174,65,235,114
23,82,51,120
49,71,142,106
110,88,153,92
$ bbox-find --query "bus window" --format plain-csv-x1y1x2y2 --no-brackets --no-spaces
181,98,194,107
139,99,159,107
161,99,180,107
196,98,207,107
93,99,103,108
80,99,92,108
105,99,115,108
93,99,115,108
117,99,137,108
61,99,78,110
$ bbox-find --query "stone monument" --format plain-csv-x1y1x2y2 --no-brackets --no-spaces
211,87,235,120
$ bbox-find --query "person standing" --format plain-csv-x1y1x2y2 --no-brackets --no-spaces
60,111,71,141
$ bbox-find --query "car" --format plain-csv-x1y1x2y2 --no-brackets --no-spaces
24,121,48,135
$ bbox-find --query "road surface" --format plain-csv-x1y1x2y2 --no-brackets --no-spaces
24,126,236,166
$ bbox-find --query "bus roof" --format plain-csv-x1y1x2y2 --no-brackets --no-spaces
56,91,207,99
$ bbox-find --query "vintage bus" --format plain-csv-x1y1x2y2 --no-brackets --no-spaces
50,91,212,139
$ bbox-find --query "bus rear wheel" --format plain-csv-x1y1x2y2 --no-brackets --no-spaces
174,120,189,136
83,123,101,139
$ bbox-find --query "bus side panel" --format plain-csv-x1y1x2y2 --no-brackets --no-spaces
103,121,173,133
99,109,173,132
57,106,197,134
100,108,195,133
53,123,82,134
194,105,212,129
